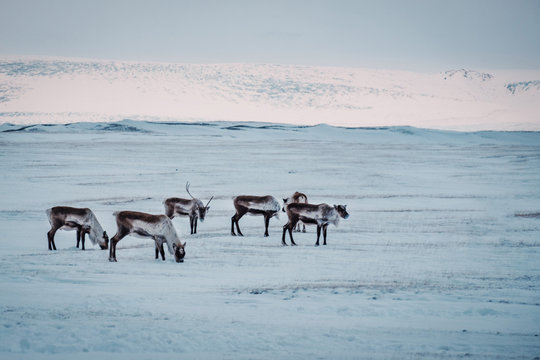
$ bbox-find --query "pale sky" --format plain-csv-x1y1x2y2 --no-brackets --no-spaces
0,0,539,70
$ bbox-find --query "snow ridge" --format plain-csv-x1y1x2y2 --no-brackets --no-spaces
442,69,494,81
1,57,539,130
505,80,540,94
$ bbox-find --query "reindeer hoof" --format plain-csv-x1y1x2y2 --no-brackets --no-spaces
231,232,236,236
108,257,117,262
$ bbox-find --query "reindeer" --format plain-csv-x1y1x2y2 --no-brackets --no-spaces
282,191,308,233
109,211,186,262
282,203,349,246
231,195,281,237
163,182,213,234
46,206,109,251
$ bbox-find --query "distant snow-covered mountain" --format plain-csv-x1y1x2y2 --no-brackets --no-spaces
505,80,540,95
0,57,539,130
442,69,494,81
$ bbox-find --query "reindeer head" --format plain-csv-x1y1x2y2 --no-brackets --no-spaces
173,242,186,263
197,196,214,222
187,182,213,222
282,197,290,212
334,205,349,219
99,231,109,250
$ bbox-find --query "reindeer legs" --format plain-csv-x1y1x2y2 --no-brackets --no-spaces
316,225,322,246
263,214,271,237
66,221,86,250
154,237,166,261
190,215,198,235
47,227,58,251
46,218,66,251
231,210,246,236
281,224,291,246
322,224,328,245
81,231,86,250
315,224,329,246
282,220,298,246
78,229,87,250
76,228,81,249
109,227,129,262
159,243,166,260
235,216,244,236
294,221,307,233
79,225,90,250
289,225,297,246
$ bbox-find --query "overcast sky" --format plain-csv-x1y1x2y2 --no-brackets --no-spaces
0,0,539,70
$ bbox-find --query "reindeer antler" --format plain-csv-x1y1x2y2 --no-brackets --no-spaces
205,196,214,208
185,181,195,199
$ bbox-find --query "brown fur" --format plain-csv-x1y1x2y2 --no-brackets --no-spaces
231,195,280,237
109,211,185,263
291,192,308,203
164,196,211,235
116,210,165,224
282,203,349,246
46,206,108,251
282,192,308,232
163,182,213,235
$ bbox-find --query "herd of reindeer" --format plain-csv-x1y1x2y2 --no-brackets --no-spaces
46,183,350,263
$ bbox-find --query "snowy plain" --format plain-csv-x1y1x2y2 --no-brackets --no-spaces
0,120,539,359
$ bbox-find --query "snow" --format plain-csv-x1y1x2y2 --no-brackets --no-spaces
1,121,539,359
1,57,540,131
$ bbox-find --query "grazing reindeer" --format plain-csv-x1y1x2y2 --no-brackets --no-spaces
46,206,109,251
282,191,308,233
109,211,186,262
282,203,349,246
231,195,281,237
163,182,214,234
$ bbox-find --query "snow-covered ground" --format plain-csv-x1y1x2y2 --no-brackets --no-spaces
0,121,539,359
1,57,539,131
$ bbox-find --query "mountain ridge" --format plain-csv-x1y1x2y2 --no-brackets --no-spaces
1,57,539,130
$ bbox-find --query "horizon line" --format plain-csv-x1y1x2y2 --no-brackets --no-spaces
2,54,540,74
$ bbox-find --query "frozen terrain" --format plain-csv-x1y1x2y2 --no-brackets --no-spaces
0,121,539,359
1,57,540,131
